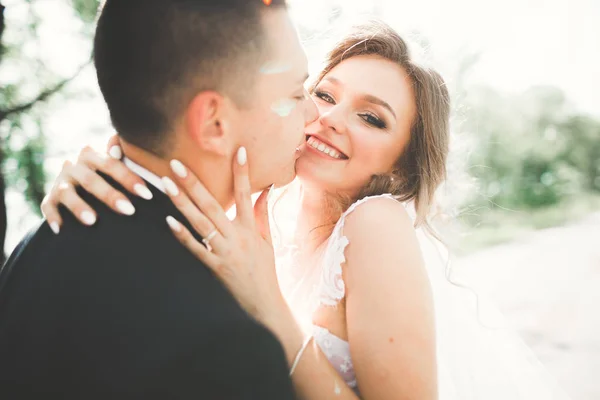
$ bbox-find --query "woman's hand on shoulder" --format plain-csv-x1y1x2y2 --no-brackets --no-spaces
160,148,290,327
343,197,438,400
41,136,152,234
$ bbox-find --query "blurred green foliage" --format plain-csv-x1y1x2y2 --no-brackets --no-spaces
452,83,600,253
0,0,99,259
0,0,98,205
462,85,599,213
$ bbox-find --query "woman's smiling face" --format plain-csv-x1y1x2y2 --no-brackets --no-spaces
296,55,417,196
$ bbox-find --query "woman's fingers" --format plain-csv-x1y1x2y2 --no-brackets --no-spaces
40,160,95,233
41,191,63,235
106,135,121,157
40,142,150,232
79,146,153,200
55,181,98,226
232,147,255,228
162,176,227,254
169,160,233,238
165,215,221,270
68,162,136,216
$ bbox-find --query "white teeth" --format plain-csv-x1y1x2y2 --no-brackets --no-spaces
307,136,344,159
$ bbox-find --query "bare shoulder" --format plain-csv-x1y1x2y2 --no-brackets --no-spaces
342,197,428,294
343,196,415,242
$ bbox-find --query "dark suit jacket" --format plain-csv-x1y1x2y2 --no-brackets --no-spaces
0,176,294,399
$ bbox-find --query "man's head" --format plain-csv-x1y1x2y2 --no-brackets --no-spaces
94,0,316,194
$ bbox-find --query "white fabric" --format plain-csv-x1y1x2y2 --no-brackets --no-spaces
315,194,398,308
276,193,571,399
417,230,572,399
312,325,357,389
123,157,166,193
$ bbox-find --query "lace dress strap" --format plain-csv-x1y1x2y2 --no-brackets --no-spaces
316,194,398,307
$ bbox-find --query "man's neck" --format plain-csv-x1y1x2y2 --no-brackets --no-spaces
120,140,235,211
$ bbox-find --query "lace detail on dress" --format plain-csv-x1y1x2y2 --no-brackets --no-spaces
313,325,357,388
315,194,397,308
316,234,348,307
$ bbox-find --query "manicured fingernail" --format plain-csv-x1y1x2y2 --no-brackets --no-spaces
50,222,60,235
237,147,247,166
166,216,182,232
108,145,122,160
170,159,187,179
162,177,179,196
116,199,135,216
81,211,97,226
134,183,153,200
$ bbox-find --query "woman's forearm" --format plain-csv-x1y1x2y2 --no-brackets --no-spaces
264,304,361,400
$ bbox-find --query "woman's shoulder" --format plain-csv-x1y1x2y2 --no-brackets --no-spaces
316,194,424,307
340,194,416,235
341,195,428,297
325,194,420,270
339,194,423,275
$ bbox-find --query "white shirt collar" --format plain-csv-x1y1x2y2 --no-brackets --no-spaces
123,157,165,193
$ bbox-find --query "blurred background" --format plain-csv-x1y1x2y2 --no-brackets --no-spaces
0,0,598,398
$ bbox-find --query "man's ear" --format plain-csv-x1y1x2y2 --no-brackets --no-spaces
184,91,231,156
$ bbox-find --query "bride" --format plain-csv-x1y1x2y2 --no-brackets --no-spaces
41,20,570,400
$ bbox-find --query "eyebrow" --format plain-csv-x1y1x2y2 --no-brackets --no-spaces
323,76,397,119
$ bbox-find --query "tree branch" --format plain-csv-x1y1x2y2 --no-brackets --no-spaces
0,58,92,121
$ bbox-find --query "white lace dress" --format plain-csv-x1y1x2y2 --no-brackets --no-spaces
276,194,407,394
275,193,570,399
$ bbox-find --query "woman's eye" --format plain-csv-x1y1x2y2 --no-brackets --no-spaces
314,91,335,104
360,113,386,129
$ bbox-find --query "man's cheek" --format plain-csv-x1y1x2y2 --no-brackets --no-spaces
270,98,297,118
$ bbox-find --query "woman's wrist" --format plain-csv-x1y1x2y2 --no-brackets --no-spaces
259,299,305,366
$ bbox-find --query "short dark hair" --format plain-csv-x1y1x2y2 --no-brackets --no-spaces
94,0,287,154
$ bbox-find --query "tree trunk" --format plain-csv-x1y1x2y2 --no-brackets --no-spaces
1,2,7,264
0,4,5,41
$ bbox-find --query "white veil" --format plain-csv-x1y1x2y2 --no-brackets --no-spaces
416,224,571,399
270,185,571,398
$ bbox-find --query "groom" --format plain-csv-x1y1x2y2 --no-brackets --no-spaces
0,0,316,398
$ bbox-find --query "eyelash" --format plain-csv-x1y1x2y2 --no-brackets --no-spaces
360,112,386,129
313,90,387,129
314,90,335,104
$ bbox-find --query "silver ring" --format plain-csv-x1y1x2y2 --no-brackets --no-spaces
202,229,218,252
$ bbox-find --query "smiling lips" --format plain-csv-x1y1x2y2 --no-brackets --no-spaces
306,136,348,160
